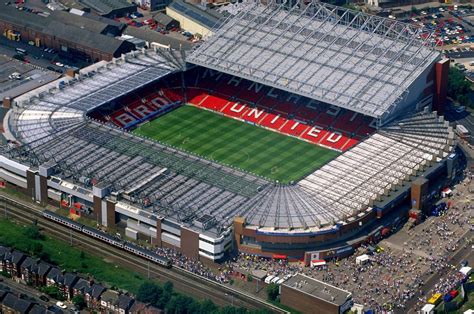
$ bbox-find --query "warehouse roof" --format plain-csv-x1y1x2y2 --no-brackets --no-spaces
187,1,440,118
50,10,111,34
78,0,136,15
124,26,193,50
283,274,352,306
153,12,176,26
168,0,223,30
43,21,129,55
0,4,48,31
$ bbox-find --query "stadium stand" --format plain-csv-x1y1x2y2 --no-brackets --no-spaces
0,1,453,261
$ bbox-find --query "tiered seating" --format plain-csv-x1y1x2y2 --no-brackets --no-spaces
279,120,309,137
110,109,137,128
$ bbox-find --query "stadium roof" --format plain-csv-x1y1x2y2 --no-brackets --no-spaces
186,0,440,119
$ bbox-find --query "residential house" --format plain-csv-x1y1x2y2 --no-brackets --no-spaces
7,250,26,278
85,283,106,308
118,294,134,314
46,267,64,287
62,273,79,300
1,292,33,313
72,278,90,297
0,289,7,302
29,304,47,314
0,246,10,273
20,256,39,285
100,290,120,312
37,262,52,287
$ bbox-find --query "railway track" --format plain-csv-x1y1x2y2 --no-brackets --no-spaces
0,196,286,313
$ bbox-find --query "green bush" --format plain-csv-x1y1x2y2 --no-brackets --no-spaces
266,283,279,301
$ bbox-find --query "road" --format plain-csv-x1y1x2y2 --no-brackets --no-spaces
404,231,473,313
0,195,287,313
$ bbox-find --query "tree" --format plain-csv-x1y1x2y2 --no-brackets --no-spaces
157,281,173,308
199,299,218,314
448,67,473,107
165,295,194,314
24,225,43,240
137,282,162,304
72,295,86,310
266,283,279,301
41,285,65,301
27,242,43,256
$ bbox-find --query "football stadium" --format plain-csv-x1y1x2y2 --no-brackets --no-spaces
0,1,458,262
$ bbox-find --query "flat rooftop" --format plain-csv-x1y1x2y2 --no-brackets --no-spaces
283,274,352,306
0,56,60,102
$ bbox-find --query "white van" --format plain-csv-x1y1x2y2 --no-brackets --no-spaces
264,275,275,284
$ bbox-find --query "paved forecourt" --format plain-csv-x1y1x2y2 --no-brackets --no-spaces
133,105,339,183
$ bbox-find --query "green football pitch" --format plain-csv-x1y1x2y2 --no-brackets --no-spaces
133,105,339,183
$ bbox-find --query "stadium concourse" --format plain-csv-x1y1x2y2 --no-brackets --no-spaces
0,1,457,263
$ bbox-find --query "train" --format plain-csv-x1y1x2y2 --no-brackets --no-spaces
42,210,172,268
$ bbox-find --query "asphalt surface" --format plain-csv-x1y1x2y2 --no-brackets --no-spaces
0,36,89,73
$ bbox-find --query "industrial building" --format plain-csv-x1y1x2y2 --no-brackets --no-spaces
0,4,134,62
77,0,137,18
166,0,223,37
281,274,353,314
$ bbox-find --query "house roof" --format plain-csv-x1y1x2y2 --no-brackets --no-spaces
11,250,26,264
118,294,134,310
46,267,63,282
63,273,79,286
0,246,10,259
100,290,120,303
88,283,106,299
15,298,33,313
2,293,33,313
29,304,47,314
72,278,90,293
20,257,38,272
37,262,52,277
0,289,7,302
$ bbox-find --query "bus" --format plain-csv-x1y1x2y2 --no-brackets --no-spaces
15,48,27,55
428,293,442,305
